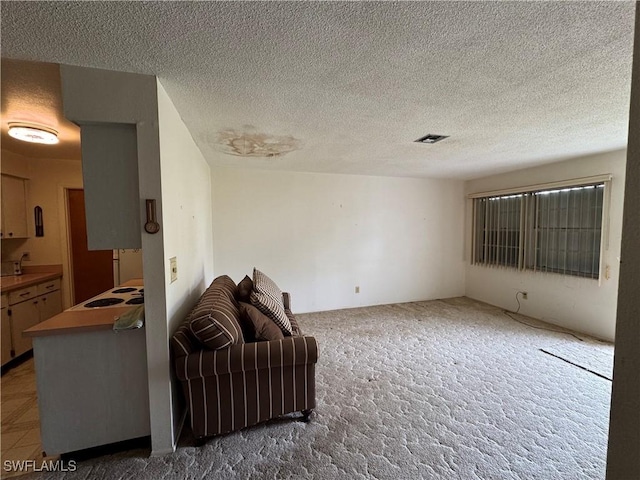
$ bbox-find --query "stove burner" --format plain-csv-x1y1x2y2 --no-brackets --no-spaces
112,287,137,294
125,297,145,305
85,298,125,308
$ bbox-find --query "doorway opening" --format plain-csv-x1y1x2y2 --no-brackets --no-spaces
66,188,114,304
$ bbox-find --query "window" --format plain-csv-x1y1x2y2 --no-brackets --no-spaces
471,176,609,279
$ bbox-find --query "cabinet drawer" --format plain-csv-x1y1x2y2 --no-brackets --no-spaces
9,286,38,305
37,279,61,295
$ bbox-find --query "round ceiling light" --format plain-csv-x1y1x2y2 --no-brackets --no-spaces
8,123,59,145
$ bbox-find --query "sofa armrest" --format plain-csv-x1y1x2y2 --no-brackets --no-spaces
282,292,291,310
176,335,318,381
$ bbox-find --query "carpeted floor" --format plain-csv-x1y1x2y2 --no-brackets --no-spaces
21,297,612,479
541,340,614,381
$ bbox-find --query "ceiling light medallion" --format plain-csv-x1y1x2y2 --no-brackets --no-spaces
8,123,59,144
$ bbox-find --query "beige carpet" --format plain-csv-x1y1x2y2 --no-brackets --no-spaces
21,297,612,479
541,340,614,381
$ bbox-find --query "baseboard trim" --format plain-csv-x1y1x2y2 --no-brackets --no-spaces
173,408,188,447
150,446,175,457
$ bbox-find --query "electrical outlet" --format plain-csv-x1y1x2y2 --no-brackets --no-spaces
22,252,30,261
521,292,528,300
170,257,178,283
355,286,360,294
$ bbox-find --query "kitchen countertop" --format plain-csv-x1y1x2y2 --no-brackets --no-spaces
24,278,144,337
1,265,63,293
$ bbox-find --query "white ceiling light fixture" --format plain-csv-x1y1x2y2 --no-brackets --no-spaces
8,123,59,144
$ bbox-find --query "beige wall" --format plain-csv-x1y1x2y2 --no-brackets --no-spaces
60,65,171,454
606,3,640,477
211,167,466,312
464,149,626,341
157,79,214,448
60,66,215,457
1,149,83,309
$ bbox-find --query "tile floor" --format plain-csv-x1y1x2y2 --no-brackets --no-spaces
1,357,47,479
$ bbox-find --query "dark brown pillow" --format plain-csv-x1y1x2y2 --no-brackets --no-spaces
237,275,253,303
238,302,284,342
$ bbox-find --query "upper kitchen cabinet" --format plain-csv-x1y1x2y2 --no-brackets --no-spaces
1,174,29,239
80,123,141,250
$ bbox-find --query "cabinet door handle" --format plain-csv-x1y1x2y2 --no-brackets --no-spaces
46,285,54,289
20,292,31,297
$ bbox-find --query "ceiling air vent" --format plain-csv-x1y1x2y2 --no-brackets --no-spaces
415,134,448,144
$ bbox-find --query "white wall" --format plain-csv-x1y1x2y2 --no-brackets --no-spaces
606,6,640,476
1,149,83,309
156,79,214,445
464,149,626,341
212,167,465,312
61,67,215,454
61,65,173,454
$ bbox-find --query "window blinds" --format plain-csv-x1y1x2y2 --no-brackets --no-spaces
471,179,607,280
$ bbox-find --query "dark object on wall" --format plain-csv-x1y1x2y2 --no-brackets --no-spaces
144,199,160,234
34,206,44,237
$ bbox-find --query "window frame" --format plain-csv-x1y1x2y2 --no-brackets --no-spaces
469,174,612,282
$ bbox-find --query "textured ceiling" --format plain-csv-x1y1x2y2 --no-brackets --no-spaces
0,1,635,179
1,59,81,160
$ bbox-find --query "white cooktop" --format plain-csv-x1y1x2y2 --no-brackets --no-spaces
69,286,144,311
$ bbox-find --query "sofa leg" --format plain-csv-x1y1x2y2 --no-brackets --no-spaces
194,436,207,447
301,409,313,423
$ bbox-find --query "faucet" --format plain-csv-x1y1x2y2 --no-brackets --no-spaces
13,253,27,275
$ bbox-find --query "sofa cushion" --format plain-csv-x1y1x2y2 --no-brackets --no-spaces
189,275,244,350
250,268,292,335
238,302,285,341
236,275,253,303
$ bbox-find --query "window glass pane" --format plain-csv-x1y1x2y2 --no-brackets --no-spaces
473,183,604,279
533,184,603,278
473,195,521,268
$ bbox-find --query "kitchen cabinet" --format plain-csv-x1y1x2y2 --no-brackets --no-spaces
10,295,40,357
38,291,63,326
80,124,141,250
1,294,10,365
1,174,29,239
3,279,63,364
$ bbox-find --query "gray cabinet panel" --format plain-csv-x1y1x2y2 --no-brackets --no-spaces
80,123,141,249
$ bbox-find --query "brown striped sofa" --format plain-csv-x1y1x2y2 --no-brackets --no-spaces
171,275,318,440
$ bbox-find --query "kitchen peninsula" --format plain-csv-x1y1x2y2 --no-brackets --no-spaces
24,279,150,456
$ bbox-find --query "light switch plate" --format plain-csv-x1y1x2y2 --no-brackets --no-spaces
170,256,177,283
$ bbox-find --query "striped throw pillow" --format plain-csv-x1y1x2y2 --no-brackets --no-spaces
189,276,244,350
249,268,292,335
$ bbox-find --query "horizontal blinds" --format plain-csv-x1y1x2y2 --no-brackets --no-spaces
467,174,612,199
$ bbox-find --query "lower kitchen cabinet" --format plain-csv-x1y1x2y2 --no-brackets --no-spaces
1,295,11,365
38,291,63,324
3,278,63,365
10,298,40,358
